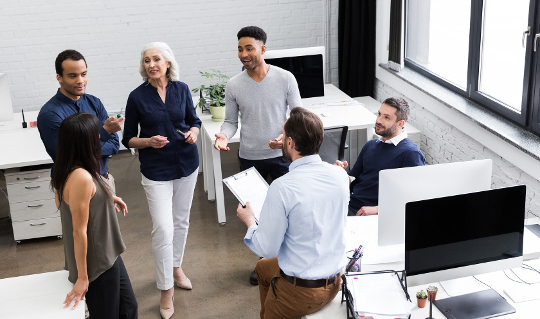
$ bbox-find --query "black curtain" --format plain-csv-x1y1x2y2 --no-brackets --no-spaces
338,0,376,97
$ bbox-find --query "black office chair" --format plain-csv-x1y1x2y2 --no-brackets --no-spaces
319,126,348,165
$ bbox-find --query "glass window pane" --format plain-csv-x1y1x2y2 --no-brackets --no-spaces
406,0,471,89
479,0,529,112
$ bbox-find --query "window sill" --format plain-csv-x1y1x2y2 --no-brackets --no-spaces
378,63,540,162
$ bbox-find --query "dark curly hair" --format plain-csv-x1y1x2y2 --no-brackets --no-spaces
237,26,267,44
55,49,86,76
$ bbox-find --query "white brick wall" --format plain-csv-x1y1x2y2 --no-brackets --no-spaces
374,78,540,219
1,0,339,113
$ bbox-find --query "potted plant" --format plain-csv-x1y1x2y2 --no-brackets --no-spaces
416,289,427,308
427,285,438,301
191,70,230,122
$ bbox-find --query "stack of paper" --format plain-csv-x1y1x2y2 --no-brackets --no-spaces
347,272,414,319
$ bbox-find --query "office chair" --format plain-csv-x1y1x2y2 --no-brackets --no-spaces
319,125,348,165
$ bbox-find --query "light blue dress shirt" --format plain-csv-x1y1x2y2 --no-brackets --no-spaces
244,154,350,280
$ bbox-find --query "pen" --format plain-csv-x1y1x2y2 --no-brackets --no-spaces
265,145,270,148
176,129,185,137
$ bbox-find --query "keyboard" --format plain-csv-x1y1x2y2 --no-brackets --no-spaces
504,285,540,303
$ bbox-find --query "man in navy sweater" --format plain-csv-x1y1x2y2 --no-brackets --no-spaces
335,97,425,216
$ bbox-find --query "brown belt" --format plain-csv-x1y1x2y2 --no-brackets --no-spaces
279,269,339,288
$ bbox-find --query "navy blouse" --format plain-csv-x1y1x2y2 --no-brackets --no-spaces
122,81,201,181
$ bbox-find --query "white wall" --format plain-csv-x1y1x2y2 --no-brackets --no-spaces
375,0,540,218
0,0,340,113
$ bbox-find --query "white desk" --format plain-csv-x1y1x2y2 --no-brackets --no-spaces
0,111,52,170
0,270,85,319
198,84,377,224
304,216,540,319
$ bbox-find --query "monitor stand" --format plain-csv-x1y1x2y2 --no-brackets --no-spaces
433,289,515,319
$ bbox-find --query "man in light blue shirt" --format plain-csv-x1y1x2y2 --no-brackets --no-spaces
237,107,349,319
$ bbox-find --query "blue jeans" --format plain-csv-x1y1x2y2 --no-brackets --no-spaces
239,156,290,182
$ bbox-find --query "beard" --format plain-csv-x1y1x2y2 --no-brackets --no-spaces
375,121,399,138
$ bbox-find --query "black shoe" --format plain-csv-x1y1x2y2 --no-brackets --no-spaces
249,269,258,285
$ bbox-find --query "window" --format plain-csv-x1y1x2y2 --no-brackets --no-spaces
405,0,540,134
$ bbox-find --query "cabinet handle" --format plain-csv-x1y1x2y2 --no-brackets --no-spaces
24,176,40,180
30,222,46,226
28,203,44,208
24,186,41,190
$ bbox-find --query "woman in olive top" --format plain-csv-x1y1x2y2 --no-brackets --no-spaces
51,112,138,319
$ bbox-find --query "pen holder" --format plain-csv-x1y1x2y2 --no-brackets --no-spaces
346,254,362,273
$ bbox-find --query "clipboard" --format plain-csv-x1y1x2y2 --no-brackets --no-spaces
341,270,412,319
223,167,269,222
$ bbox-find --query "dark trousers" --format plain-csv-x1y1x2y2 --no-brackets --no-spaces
239,156,290,182
86,255,138,319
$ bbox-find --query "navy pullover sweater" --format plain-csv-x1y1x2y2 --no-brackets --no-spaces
349,138,425,210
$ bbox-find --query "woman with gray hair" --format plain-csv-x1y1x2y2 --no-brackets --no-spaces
122,42,201,319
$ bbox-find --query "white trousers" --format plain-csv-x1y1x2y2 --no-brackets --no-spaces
141,169,198,290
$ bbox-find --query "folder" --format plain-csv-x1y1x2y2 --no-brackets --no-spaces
223,167,269,222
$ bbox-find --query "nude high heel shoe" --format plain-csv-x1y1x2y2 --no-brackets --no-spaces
175,277,192,290
160,296,174,319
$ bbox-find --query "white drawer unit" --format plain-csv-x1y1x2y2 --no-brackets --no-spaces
4,167,62,243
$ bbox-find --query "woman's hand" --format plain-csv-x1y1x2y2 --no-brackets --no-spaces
113,196,128,216
148,135,169,148
184,127,199,144
63,277,89,310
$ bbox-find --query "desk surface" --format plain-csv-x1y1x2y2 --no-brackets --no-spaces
0,270,84,319
0,111,52,170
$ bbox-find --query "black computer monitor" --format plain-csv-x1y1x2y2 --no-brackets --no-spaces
405,185,525,286
264,46,325,99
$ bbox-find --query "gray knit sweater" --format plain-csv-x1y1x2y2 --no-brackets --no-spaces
220,65,302,160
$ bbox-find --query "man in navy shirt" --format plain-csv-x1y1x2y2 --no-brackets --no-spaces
335,97,425,216
38,50,124,179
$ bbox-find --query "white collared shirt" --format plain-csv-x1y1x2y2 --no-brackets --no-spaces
378,130,408,146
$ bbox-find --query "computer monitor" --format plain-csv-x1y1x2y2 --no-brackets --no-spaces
405,185,525,286
378,159,492,246
0,73,14,125
264,46,325,99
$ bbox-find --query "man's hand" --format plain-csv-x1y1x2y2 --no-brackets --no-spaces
63,277,89,310
103,116,125,134
334,160,348,169
237,202,256,228
149,135,169,148
268,134,283,149
215,133,230,151
356,206,378,216
184,127,199,144
113,196,128,216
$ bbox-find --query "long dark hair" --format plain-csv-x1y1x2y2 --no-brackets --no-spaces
51,112,112,202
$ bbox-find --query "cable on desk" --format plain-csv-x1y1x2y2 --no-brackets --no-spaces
473,276,494,291
522,263,540,275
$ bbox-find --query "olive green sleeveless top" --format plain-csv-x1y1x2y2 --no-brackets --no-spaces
60,177,125,284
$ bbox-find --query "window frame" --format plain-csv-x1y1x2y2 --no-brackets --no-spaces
404,0,538,132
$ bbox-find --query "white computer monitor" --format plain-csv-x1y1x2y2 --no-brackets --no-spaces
405,185,525,286
0,73,14,124
264,46,325,98
378,159,492,246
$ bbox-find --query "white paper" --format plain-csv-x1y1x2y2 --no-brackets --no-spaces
348,272,414,315
223,167,269,221
345,216,405,265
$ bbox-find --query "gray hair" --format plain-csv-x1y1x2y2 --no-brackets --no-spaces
139,42,180,82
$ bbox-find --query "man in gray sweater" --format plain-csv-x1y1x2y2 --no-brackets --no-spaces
215,26,302,181
214,26,302,285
